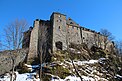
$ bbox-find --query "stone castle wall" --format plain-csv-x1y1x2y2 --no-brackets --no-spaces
28,20,39,60
23,12,113,61
38,20,51,62
66,25,82,45
51,12,67,51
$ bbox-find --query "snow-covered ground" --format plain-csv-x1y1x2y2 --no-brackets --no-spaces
0,58,119,81
0,72,110,81
0,72,40,81
74,60,98,65
0,72,81,81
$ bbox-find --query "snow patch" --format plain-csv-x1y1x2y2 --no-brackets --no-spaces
64,75,81,81
74,60,98,65
0,72,39,81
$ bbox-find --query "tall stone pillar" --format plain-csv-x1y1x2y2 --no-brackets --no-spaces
28,20,39,62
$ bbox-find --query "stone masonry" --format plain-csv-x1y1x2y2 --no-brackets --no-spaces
22,12,113,61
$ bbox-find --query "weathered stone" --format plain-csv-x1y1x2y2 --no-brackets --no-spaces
22,12,114,62
0,49,28,75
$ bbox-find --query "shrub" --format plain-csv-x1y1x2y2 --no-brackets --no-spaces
18,63,31,74
27,57,40,65
51,65,71,79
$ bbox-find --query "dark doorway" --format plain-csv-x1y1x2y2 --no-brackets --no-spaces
55,41,62,50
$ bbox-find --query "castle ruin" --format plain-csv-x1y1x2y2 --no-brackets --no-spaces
22,12,113,61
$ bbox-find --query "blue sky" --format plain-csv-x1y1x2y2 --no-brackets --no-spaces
0,0,122,41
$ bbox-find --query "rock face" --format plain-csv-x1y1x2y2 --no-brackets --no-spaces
0,49,28,75
43,43,122,81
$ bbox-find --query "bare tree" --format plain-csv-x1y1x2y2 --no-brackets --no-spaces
115,40,122,55
38,23,49,81
100,29,115,50
4,19,28,81
4,19,28,50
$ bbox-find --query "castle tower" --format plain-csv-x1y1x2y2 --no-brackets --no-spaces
28,19,39,60
50,12,67,51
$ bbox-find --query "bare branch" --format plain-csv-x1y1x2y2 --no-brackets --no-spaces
100,29,115,50
3,19,28,81
4,19,28,50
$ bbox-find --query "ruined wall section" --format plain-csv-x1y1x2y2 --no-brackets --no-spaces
38,20,51,62
23,12,114,61
51,12,67,51
22,27,33,48
106,40,114,52
98,34,106,49
82,28,96,48
66,25,82,45
28,20,39,60
66,18,82,45
81,27,112,50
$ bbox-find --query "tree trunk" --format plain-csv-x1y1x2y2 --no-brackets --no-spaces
68,47,83,81
40,50,42,81
71,60,83,81
10,59,15,81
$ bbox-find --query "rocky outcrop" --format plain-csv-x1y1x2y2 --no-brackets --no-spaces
48,43,122,81
0,48,28,75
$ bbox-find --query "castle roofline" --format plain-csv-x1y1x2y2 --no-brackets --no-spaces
67,23,80,28
34,19,50,22
66,17,79,27
52,12,66,16
80,26,105,35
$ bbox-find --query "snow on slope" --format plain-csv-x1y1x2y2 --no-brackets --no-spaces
0,59,110,81
0,72,40,81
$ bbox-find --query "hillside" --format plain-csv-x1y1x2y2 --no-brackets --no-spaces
0,43,122,81
44,43,122,81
